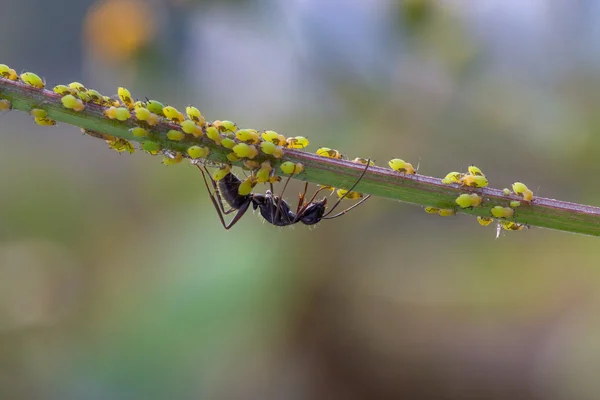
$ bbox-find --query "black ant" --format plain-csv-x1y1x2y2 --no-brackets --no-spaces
194,160,371,230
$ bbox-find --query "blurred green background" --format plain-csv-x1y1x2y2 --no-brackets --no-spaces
1,0,600,399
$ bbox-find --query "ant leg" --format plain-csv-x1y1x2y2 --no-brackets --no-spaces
196,165,250,229
296,182,309,214
198,165,236,215
322,195,371,220
322,159,371,218
273,172,295,225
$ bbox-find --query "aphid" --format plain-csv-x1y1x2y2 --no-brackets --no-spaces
500,221,527,231
389,158,416,174
117,87,135,109
205,125,222,145
194,159,371,229
130,127,149,137
467,165,485,176
256,161,273,183
286,136,310,149
260,141,283,158
238,176,258,196
242,160,260,170
162,152,184,165
232,143,258,159
53,85,77,96
34,117,56,126
61,94,85,111
441,172,462,184
503,188,511,196
86,89,104,105
180,120,203,137
76,91,92,102
221,138,236,150
0,64,18,80
105,106,118,119
141,140,161,155
145,100,164,115
424,206,440,214
103,96,120,107
114,107,131,121
512,182,533,202
20,72,45,89
316,147,342,159
490,206,514,219
437,208,456,217
29,108,47,118
226,152,240,162
261,130,286,145
336,189,362,200
134,107,159,126
510,201,521,208
0,99,12,111
185,106,205,125
455,193,482,208
280,161,304,175
353,157,376,167
163,106,185,123
213,165,232,181
213,120,237,133
235,129,260,144
167,129,185,141
107,137,135,153
460,174,488,188
68,82,87,92
477,216,494,226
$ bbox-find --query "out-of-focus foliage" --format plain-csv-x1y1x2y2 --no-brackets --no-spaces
1,0,600,399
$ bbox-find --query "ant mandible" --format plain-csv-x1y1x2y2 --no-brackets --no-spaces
194,160,372,230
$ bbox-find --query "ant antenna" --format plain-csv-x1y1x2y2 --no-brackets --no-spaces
322,159,371,218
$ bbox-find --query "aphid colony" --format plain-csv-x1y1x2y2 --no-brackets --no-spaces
0,64,535,232
431,164,531,235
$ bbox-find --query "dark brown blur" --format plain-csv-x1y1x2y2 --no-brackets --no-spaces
1,1,599,399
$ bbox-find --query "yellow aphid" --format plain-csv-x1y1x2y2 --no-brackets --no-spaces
213,120,237,133
337,189,362,200
162,106,184,123
213,165,231,181
205,125,222,145
86,89,104,104
145,100,164,115
226,152,240,162
141,141,161,155
20,72,45,89
317,147,342,159
29,108,47,118
441,172,462,184
467,165,485,176
256,162,273,183
437,208,456,217
107,138,135,154
353,157,375,166
129,127,149,137
53,84,77,96
319,184,336,192
424,207,440,214
500,221,527,231
461,174,488,188
134,106,151,121
477,216,494,226
0,99,12,111
513,182,534,202
503,188,511,196
103,96,120,107
187,145,209,159
455,193,482,208
243,160,260,170
0,64,18,80
221,138,236,149
235,129,260,144
162,152,184,165
510,201,521,208
180,120,203,137
117,87,135,109
233,143,258,159
286,136,310,149
238,176,257,196
522,189,534,202
114,107,131,121
68,82,87,92
491,206,514,219
269,175,282,183
260,141,277,154
185,106,205,125
167,129,185,141
61,94,85,111
105,106,119,119
34,117,56,126
389,158,416,174
76,91,92,102
280,161,304,175
261,130,280,144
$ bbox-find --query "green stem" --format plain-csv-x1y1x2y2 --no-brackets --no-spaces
2,77,600,236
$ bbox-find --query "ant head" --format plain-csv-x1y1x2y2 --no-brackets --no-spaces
298,198,327,225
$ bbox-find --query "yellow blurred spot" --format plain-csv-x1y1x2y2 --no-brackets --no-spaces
84,0,157,62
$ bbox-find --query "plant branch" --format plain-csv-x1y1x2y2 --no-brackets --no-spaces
1,77,600,236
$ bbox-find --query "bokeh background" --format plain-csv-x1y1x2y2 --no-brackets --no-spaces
1,0,600,399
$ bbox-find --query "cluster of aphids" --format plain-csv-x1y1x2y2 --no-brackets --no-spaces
427,165,534,236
